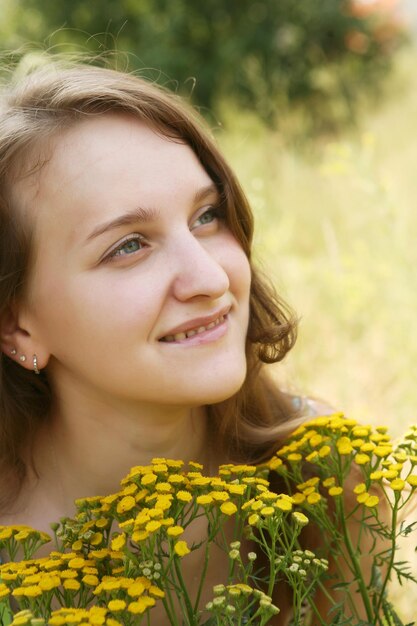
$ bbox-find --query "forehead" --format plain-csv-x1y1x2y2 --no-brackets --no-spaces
17,113,213,244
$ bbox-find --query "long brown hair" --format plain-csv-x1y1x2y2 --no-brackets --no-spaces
0,58,298,508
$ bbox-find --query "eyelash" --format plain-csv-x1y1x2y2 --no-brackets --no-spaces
103,204,226,263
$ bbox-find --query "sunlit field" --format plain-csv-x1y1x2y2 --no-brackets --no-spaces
218,46,417,621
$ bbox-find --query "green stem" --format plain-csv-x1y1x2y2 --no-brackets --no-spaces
193,540,210,613
374,500,398,622
338,504,373,622
173,557,196,625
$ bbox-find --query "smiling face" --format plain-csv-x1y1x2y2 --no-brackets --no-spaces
17,114,251,410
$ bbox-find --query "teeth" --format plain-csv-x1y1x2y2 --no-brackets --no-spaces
161,315,225,342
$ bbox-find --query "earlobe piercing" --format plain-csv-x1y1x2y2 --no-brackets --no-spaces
10,348,17,355
19,355,26,362
33,354,40,375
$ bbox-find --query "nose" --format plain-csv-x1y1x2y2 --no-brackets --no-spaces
169,232,230,302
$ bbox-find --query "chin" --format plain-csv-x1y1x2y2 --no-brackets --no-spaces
186,363,247,405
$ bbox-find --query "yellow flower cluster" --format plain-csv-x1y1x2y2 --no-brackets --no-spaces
1,415,414,624
266,414,417,510
0,458,295,623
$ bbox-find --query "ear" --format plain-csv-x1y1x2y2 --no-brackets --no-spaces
0,304,49,373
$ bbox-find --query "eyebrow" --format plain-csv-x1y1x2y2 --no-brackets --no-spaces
85,183,220,243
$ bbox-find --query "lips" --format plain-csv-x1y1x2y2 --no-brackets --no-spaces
158,306,231,343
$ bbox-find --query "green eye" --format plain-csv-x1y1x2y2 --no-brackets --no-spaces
116,239,142,256
106,235,145,262
195,206,223,227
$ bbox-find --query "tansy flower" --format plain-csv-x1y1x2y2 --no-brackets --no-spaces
196,495,213,506
220,502,238,516
275,498,293,511
318,446,331,458
174,540,191,557
167,525,184,537
306,493,321,505
111,534,126,551
292,512,309,527
116,496,136,514
364,495,379,508
260,506,275,517
107,600,126,612
176,490,193,502
128,597,155,614
354,454,370,465
390,478,405,491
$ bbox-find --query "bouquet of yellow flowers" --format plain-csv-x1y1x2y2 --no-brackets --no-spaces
0,414,416,626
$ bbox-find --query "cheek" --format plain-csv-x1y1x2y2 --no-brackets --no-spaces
222,239,251,301
32,268,164,352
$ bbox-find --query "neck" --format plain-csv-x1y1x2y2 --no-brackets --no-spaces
34,398,211,517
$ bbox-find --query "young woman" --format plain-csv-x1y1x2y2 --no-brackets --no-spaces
0,60,374,624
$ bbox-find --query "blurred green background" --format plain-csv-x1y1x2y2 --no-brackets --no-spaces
0,0,416,616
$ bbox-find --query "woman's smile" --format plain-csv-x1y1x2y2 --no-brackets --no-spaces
158,305,230,343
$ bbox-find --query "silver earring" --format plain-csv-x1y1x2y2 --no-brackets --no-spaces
10,348,17,355
19,355,26,362
33,354,40,375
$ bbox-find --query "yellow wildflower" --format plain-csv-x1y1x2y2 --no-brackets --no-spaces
292,493,306,504
268,457,283,470
356,492,370,504
220,502,238,516
149,585,165,598
373,446,393,458
68,557,86,570
227,484,247,496
132,530,149,542
292,512,309,527
307,493,321,505
318,446,331,458
116,496,136,514
107,600,126,612
260,506,275,517
174,540,191,557
176,490,193,502
141,473,157,486
390,479,405,491
82,574,99,587
63,579,81,591
128,597,155,614
364,495,379,508
167,525,184,537
196,495,213,506
328,487,343,497
111,534,126,552
407,475,417,487
355,454,370,465
275,498,293,511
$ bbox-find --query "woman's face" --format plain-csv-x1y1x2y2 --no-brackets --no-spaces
19,114,251,408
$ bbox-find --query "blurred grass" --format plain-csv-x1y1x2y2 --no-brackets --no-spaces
218,44,417,621
219,45,416,438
